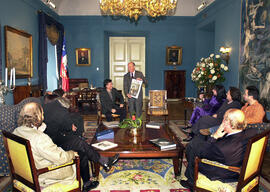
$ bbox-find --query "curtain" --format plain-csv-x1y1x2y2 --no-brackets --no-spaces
38,11,64,93
0,24,2,81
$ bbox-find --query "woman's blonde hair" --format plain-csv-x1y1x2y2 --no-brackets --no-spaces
18,102,43,128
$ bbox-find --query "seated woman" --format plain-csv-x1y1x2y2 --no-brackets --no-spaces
185,85,226,128
183,87,242,142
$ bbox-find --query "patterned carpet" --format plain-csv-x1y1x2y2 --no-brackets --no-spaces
84,120,270,192
90,159,189,192
84,120,190,191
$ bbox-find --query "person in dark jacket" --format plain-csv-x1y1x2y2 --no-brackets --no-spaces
180,109,257,190
99,79,126,122
42,94,119,191
183,87,242,142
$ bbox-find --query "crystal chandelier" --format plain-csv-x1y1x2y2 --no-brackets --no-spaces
99,0,178,21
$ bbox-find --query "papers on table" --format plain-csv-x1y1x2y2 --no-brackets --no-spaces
91,140,118,151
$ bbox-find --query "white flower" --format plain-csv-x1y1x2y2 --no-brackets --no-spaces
197,62,200,66
210,53,214,57
201,71,204,74
212,76,217,80
198,74,201,78
202,63,205,67
209,63,214,67
220,64,225,69
200,58,204,61
215,55,220,58
210,69,215,74
224,66,228,71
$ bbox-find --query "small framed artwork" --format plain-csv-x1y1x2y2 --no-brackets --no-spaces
76,48,91,66
166,46,182,66
5,25,33,78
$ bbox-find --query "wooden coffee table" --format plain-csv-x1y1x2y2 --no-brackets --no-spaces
91,123,184,177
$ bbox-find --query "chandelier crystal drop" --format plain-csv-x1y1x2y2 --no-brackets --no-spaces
99,0,178,21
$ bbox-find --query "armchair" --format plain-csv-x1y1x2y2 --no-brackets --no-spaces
146,90,168,123
96,92,120,125
193,129,270,192
2,131,81,192
0,97,42,176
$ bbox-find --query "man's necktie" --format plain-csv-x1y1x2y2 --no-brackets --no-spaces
131,73,134,79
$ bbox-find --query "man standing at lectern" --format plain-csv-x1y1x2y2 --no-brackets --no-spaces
124,62,147,118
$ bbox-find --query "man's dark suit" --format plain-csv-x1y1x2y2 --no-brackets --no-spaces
123,70,146,117
99,88,126,122
192,100,242,135
185,128,257,183
43,100,100,183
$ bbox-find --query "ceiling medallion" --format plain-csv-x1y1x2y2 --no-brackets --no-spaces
99,0,178,21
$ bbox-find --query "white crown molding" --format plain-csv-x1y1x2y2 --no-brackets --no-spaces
43,0,215,16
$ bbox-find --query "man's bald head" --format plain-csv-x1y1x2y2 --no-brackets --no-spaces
224,109,247,131
18,102,43,128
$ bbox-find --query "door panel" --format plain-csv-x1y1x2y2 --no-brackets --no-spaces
113,42,126,61
110,37,145,97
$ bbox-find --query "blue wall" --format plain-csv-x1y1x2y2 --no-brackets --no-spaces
61,0,242,97
61,16,197,97
0,0,59,104
195,0,242,89
0,0,243,103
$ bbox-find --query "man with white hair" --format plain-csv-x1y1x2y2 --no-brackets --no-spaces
180,109,257,190
123,61,147,118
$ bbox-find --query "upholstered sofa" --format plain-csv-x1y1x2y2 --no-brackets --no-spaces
0,97,42,176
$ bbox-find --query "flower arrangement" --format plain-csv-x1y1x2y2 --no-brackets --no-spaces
119,114,142,128
191,53,228,87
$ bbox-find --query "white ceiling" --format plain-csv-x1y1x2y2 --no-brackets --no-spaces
41,0,215,16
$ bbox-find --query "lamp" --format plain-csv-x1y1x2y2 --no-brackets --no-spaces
219,46,231,65
99,0,178,21
46,0,56,9
197,1,207,11
0,68,16,105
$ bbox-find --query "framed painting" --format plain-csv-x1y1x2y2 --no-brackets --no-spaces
76,48,91,66
5,26,32,78
166,46,182,66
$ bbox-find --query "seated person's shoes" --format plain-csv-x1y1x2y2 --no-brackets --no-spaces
183,135,193,142
103,153,119,172
83,180,99,192
180,179,193,191
182,125,191,130
199,128,211,136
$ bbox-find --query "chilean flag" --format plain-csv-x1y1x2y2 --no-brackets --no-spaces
60,37,69,92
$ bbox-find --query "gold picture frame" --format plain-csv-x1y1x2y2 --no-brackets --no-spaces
76,48,91,66
166,46,182,66
5,26,33,78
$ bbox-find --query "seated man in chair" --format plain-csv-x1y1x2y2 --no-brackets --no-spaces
13,102,99,191
42,95,120,178
180,109,257,190
100,79,126,122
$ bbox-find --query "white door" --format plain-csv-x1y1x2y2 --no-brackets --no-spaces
110,37,146,97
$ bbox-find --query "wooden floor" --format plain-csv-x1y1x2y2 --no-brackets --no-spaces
81,99,189,122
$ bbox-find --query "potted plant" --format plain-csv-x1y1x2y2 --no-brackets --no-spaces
119,114,142,137
191,53,228,95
